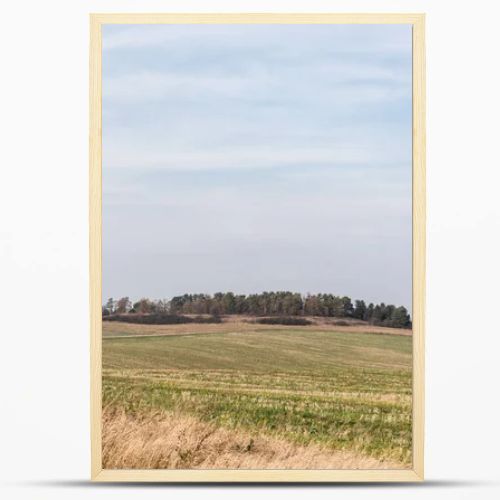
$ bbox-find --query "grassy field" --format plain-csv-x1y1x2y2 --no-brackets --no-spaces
102,319,412,469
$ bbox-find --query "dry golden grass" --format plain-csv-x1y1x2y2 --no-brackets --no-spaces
103,315,411,338
103,368,412,404
103,322,412,467
102,407,405,470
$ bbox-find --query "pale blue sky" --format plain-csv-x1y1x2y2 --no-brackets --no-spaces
102,24,412,309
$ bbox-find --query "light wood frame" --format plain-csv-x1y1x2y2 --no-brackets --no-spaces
90,13,425,482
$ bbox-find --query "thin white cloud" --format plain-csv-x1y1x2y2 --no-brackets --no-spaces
103,145,377,171
103,64,409,103
103,24,411,56
102,24,413,308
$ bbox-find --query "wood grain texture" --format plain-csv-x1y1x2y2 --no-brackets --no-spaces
411,14,426,481
89,14,102,481
95,468,422,482
89,12,425,482
89,13,424,24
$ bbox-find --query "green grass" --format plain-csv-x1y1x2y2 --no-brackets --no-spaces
103,328,412,464
104,329,412,372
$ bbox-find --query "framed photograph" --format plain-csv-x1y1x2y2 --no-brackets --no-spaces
90,13,425,482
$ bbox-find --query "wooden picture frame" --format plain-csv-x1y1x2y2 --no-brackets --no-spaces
90,13,425,482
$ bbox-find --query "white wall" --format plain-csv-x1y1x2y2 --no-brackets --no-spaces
1,1,499,499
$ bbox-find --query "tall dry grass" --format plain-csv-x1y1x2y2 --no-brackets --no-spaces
102,407,406,470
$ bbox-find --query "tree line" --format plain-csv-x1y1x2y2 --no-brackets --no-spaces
103,291,411,329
